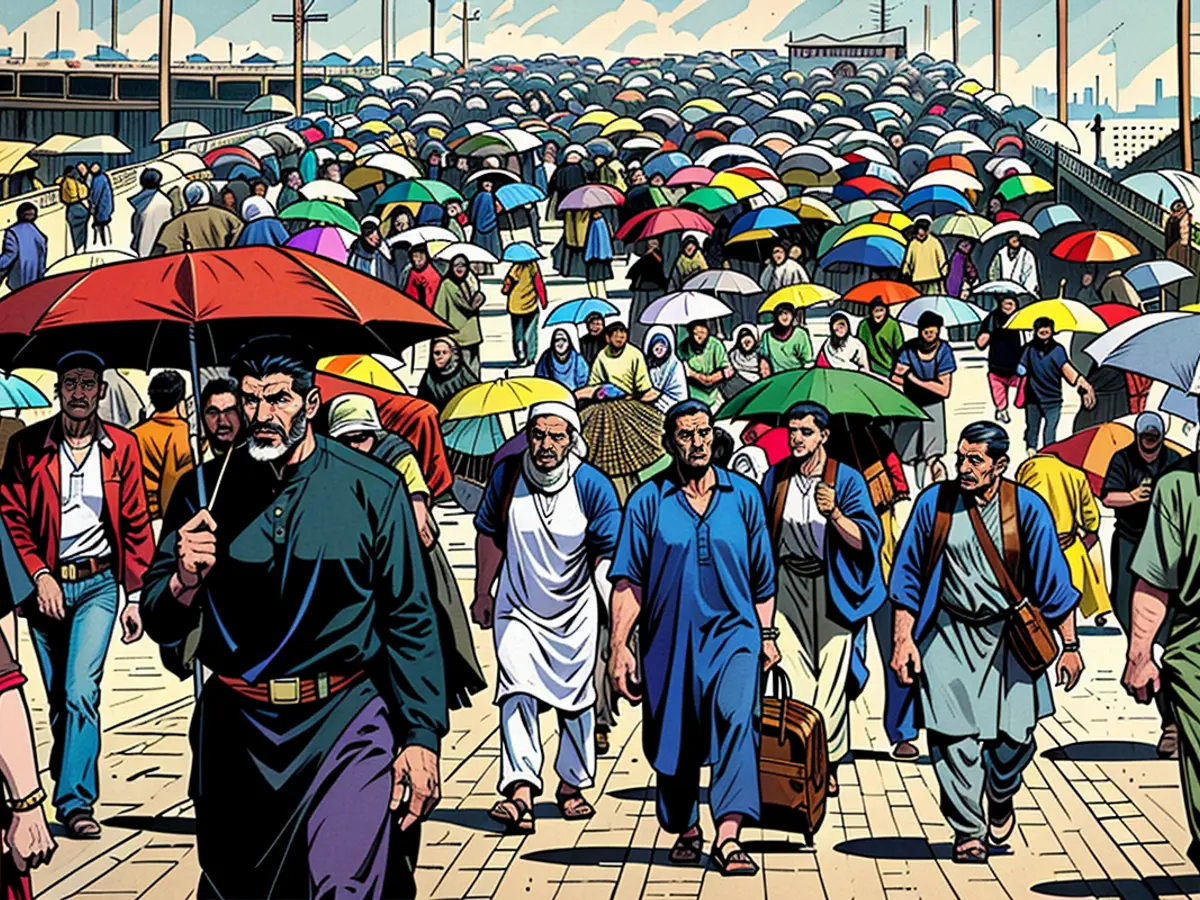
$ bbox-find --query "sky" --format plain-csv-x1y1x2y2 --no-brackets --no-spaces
0,0,1188,114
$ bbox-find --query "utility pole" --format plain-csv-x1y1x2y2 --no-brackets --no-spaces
924,3,930,53
112,0,118,51
159,0,171,141
272,2,328,110
1057,0,1068,122
55,11,61,59
452,1,480,71
381,0,388,75
1182,0,1193,171
879,0,887,32
951,0,959,65
993,0,1001,90
429,0,436,56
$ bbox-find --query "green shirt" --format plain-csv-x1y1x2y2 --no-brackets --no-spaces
1131,460,1200,657
678,337,730,406
857,317,905,378
759,327,813,375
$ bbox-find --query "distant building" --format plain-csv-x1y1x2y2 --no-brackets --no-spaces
786,27,906,77
240,52,276,65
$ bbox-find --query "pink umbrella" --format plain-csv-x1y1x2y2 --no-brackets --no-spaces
285,226,356,263
557,184,626,210
667,165,716,186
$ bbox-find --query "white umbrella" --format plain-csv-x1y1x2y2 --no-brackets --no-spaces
433,242,499,264
908,170,984,194
152,121,211,142
979,221,1040,244
239,137,278,160
306,84,347,103
683,270,762,295
368,74,404,95
66,135,133,155
300,181,359,202
389,226,459,247
245,94,296,115
640,291,734,325
358,153,422,180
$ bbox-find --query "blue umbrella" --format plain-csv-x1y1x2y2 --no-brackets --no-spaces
820,237,906,270
496,182,547,211
898,295,987,327
1085,311,1200,393
728,207,803,239
1162,386,1197,423
544,297,621,326
443,415,506,456
643,151,692,180
1030,203,1083,234
502,242,543,263
0,373,50,410
1124,260,1193,296
901,185,973,217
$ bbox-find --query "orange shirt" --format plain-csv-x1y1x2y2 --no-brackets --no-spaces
133,413,195,519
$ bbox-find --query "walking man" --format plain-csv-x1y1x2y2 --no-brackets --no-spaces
901,216,948,295
0,351,153,840
0,203,48,292
762,402,887,793
609,399,779,876
472,402,621,834
1016,317,1095,452
890,422,1081,864
891,311,955,489
975,295,1023,423
133,371,195,522
141,336,447,899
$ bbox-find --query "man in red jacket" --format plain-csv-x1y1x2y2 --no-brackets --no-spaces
402,244,442,310
0,351,153,841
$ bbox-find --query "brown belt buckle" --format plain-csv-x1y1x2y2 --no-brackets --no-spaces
268,678,301,705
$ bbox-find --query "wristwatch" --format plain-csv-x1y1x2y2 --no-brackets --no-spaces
761,626,781,641
1061,641,1081,653
6,785,46,813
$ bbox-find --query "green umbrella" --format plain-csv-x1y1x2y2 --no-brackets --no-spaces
680,185,739,212
716,368,929,422
374,179,464,207
278,200,361,234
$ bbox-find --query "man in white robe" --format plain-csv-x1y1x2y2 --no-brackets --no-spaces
986,235,1040,295
472,402,622,832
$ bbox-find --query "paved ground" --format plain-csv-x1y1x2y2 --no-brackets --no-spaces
18,225,1200,899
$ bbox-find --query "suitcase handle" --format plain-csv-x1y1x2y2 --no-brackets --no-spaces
761,667,793,748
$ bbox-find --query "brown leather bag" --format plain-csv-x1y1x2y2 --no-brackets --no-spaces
964,481,1060,676
757,668,828,846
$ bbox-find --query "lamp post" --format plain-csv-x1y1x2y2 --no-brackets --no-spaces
993,0,1001,91
1182,0,1193,172
1057,0,1068,123
452,2,481,72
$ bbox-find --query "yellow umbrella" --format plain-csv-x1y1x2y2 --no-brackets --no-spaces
318,355,406,393
681,97,726,115
760,284,839,313
355,120,394,135
780,195,841,223
832,223,908,249
440,377,573,422
574,109,618,128
1006,290,1108,334
871,211,915,231
725,228,777,246
813,91,845,107
343,167,385,191
710,171,764,200
1179,303,1200,312
600,117,643,137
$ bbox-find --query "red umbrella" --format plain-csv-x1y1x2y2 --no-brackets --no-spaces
616,207,715,241
840,175,904,198
724,162,780,183
844,280,921,305
0,247,449,370
1051,230,1140,263
202,146,261,170
1091,302,1142,328
666,165,715,186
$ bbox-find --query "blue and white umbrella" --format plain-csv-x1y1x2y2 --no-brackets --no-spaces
0,373,50,411
898,295,986,328
1124,260,1194,297
502,241,543,263
1085,311,1200,393
544,297,620,326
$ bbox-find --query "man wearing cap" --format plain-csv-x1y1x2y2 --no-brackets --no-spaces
472,402,621,833
150,181,244,254
1103,411,1184,758
140,336,447,899
901,216,948,295
0,350,153,840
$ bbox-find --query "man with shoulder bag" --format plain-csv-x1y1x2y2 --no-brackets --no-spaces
888,422,1081,865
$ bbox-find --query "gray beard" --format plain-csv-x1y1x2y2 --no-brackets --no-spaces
247,410,307,462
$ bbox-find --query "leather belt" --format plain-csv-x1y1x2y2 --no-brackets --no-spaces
217,671,364,706
59,557,113,583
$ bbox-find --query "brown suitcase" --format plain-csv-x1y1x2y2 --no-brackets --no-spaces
757,668,829,845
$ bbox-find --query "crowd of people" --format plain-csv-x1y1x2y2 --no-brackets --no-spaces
2,48,1200,900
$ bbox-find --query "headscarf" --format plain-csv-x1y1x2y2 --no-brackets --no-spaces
183,181,210,208
536,328,588,389
241,196,275,222
828,312,850,351
448,253,471,284
522,400,586,495
729,324,760,380
416,337,478,411
642,326,688,414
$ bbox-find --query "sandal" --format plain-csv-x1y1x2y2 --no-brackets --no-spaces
487,797,535,835
953,839,988,864
668,830,704,866
556,789,596,821
64,811,102,840
711,838,759,877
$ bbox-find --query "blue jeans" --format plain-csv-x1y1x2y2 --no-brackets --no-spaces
1024,401,1061,451
28,570,119,821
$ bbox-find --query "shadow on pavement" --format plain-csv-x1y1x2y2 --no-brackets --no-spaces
607,786,710,803
741,839,813,854
523,847,676,866
1031,876,1200,896
850,749,932,765
103,815,197,835
1041,741,1159,762
834,837,952,860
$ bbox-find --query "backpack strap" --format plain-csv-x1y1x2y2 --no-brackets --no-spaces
921,481,959,587
768,457,793,549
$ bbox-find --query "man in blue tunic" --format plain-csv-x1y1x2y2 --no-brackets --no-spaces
762,402,887,794
609,399,779,877
890,422,1081,864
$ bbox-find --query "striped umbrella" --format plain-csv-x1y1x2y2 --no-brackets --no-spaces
1051,231,1140,263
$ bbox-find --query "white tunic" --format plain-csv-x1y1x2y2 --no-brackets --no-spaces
495,467,599,711
779,472,826,562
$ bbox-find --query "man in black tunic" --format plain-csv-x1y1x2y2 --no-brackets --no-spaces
142,335,447,899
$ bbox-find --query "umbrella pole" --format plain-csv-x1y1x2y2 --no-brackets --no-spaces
187,323,208,703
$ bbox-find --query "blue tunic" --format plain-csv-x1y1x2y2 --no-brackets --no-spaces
584,217,614,263
0,222,47,291
469,191,499,235
235,217,290,247
611,468,775,783
535,348,591,392
90,172,115,224
761,459,887,698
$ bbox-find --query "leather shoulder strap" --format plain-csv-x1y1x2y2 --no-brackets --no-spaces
921,481,958,586
999,479,1021,581
965,488,1025,608
768,459,791,548
823,455,838,487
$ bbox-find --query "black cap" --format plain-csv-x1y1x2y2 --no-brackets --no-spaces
56,350,105,378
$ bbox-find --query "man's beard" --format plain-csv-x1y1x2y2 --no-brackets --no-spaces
919,336,938,353
248,410,307,462
1035,337,1054,352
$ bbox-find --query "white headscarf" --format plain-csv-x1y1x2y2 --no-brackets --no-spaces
522,400,587,495
241,196,276,222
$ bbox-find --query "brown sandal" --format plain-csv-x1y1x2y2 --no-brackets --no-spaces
64,812,102,840
712,838,759,877
556,790,595,821
953,839,988,864
668,830,704,865
488,797,535,834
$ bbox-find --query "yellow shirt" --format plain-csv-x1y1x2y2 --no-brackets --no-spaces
1016,455,1111,617
564,210,590,249
394,453,429,498
503,262,543,316
587,345,652,395
58,177,88,205
901,236,947,284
